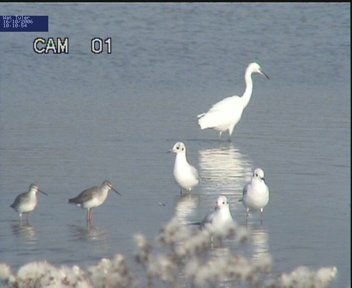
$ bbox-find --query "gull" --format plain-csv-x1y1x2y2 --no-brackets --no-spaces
197,62,269,140
201,195,234,233
68,180,120,222
170,142,199,194
10,184,47,221
239,168,269,224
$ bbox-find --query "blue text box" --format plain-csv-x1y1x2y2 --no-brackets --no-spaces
0,16,48,32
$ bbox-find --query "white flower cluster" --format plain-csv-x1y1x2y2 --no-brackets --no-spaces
0,255,136,288
280,265,338,288
135,216,274,287
0,215,338,288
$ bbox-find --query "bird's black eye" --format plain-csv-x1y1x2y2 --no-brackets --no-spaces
223,201,225,205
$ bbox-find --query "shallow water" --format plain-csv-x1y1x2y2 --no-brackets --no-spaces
0,3,350,287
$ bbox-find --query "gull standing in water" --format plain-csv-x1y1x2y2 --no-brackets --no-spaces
201,195,234,233
170,142,200,194
10,184,47,221
68,180,120,222
240,168,269,224
197,62,269,140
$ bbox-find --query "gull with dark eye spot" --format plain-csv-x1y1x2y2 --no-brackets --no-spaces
169,142,200,195
239,168,269,224
200,195,234,233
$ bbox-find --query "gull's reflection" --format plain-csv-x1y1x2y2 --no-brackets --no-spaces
198,143,252,198
11,221,37,242
174,193,200,224
247,224,269,261
209,245,232,259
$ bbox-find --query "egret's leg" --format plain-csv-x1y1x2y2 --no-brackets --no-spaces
228,127,235,142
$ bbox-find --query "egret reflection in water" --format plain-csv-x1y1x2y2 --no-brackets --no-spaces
198,143,252,197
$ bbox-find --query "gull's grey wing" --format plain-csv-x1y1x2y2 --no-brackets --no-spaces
239,183,250,202
200,210,215,229
191,165,200,181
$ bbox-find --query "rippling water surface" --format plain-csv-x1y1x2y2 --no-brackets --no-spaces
0,3,350,287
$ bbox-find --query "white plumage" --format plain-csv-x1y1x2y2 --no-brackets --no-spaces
171,142,199,194
240,168,269,223
10,184,47,220
197,62,269,139
201,195,234,233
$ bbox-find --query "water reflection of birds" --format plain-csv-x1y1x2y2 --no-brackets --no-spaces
11,221,37,242
69,223,108,242
247,224,269,261
174,194,200,224
198,143,252,197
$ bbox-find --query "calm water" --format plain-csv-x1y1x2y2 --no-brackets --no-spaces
0,3,350,287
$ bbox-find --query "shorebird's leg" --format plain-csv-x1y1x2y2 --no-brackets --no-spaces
86,209,91,222
89,209,94,222
260,208,264,225
246,208,249,225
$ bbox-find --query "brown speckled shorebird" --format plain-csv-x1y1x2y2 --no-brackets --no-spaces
68,180,120,222
10,184,47,221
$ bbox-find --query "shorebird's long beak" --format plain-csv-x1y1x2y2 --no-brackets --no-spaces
112,187,121,195
39,189,48,196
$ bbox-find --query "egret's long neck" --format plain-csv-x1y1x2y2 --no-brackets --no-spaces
241,70,254,109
